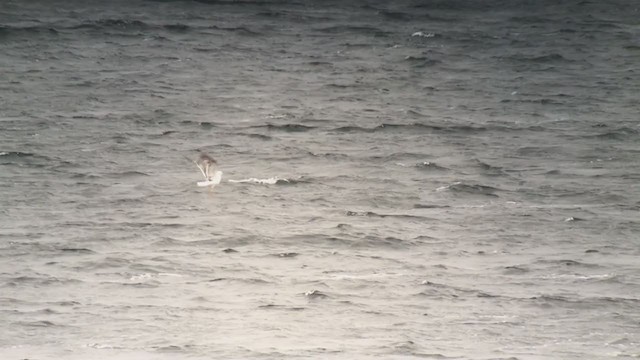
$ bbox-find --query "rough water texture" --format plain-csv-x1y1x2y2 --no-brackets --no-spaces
1,0,639,359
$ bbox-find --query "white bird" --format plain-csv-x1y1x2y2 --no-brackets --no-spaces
194,153,223,186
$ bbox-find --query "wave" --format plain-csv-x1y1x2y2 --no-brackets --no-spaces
497,53,581,72
510,16,552,24
59,248,95,254
163,24,190,32
118,281,161,288
192,0,299,5
436,182,501,197
304,289,329,299
502,265,530,274
228,177,295,185
208,25,262,36
0,151,37,158
271,252,299,258
416,281,497,299
71,19,148,30
474,159,508,177
0,151,57,167
306,60,334,66
240,133,273,140
0,25,59,37
505,53,574,63
1,19,261,37
308,151,348,159
371,151,429,161
324,82,360,89
71,19,194,32
249,123,316,132
587,127,639,140
535,259,602,268
104,170,151,178
345,210,430,220
528,294,640,308
396,161,451,173
253,10,332,23
332,125,376,133
205,277,273,285
516,146,564,157
3,276,82,287
180,120,219,128
404,55,441,67
376,10,414,21
13,320,62,328
331,123,495,134
413,204,450,209
414,161,449,171
315,25,390,37
258,304,306,311
500,98,564,105
411,1,495,11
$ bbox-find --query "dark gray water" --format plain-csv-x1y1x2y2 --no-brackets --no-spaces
1,0,639,359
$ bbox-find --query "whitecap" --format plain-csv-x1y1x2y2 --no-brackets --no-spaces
129,273,154,281
411,31,435,38
228,177,288,185
436,181,461,191
85,343,119,349
158,272,183,277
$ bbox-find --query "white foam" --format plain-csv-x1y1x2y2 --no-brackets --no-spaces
436,181,461,191
228,177,288,185
411,31,435,38
129,273,153,281
197,170,223,187
129,272,183,281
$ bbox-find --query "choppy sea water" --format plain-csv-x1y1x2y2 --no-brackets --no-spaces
1,0,639,359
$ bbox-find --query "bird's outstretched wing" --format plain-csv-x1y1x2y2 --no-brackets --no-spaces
194,160,208,180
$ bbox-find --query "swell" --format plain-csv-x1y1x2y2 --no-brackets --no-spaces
192,0,305,5
103,170,151,178
584,127,639,141
0,24,59,37
253,10,332,23
248,123,316,132
416,281,498,300
228,177,308,185
207,25,262,36
500,53,576,64
534,258,603,269
1,20,191,34
0,151,43,161
283,232,427,249
70,19,151,30
527,294,640,309
330,122,543,134
3,275,82,287
414,161,449,171
345,210,432,220
0,151,76,170
474,159,508,177
437,182,503,197
1,20,263,37
315,25,391,37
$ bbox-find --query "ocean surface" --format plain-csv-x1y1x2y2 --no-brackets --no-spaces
1,0,639,359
